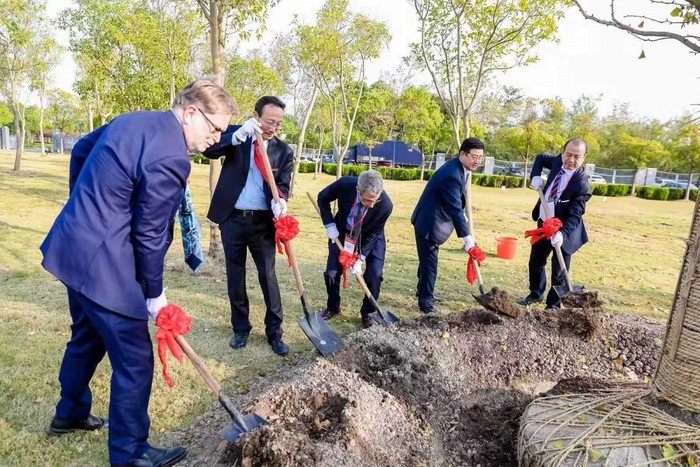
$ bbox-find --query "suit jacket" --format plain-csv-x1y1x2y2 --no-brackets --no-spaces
41,111,190,319
318,176,393,259
530,153,592,255
203,125,294,224
411,157,469,245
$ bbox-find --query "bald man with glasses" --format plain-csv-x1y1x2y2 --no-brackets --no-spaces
203,95,294,357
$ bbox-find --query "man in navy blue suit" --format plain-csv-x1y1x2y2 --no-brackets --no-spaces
411,137,484,314
317,170,393,328
41,79,236,467
203,96,294,356
518,138,592,309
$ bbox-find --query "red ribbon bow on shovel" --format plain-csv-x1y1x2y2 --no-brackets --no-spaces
154,304,192,387
524,217,562,245
466,246,486,285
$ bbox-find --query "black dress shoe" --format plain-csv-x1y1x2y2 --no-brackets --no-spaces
130,446,186,467
361,316,374,329
420,307,437,315
320,308,340,320
434,296,445,302
229,333,249,349
517,295,543,306
270,339,289,356
48,414,107,436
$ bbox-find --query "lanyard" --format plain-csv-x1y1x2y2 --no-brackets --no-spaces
348,195,368,238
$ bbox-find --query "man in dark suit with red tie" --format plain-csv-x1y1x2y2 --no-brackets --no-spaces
41,79,236,466
518,138,592,309
317,170,393,328
203,96,294,356
411,137,484,314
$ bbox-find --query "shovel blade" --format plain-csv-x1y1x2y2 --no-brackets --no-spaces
369,308,401,326
297,312,344,357
554,284,585,299
220,413,268,442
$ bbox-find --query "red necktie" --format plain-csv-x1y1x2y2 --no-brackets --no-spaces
548,169,565,202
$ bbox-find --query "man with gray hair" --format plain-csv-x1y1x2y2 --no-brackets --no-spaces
317,170,394,328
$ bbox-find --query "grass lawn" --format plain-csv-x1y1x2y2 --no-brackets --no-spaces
0,151,693,465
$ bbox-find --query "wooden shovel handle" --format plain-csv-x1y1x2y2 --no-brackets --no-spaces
536,187,573,292
175,334,221,396
255,132,282,204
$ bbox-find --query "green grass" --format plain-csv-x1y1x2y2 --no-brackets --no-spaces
0,151,693,465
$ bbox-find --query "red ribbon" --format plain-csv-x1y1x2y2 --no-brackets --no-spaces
338,250,359,289
524,217,563,245
154,304,192,388
274,215,300,266
466,246,486,285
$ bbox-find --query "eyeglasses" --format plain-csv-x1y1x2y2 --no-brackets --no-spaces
261,118,283,129
196,106,224,133
360,192,382,206
461,152,483,162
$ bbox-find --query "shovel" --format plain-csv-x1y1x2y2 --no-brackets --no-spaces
306,192,399,326
175,335,266,441
536,187,586,301
255,134,343,357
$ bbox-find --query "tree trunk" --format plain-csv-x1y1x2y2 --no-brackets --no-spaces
685,169,693,201
313,130,324,181
39,91,45,156
652,194,700,412
630,166,639,197
290,86,318,198
206,0,225,260
12,102,23,171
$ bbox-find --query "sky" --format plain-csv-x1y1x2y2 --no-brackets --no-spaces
46,0,700,122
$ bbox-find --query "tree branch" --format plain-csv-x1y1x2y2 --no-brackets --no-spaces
571,0,700,54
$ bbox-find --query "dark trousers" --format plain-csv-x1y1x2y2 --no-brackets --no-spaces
220,211,283,343
324,240,385,318
56,288,153,465
415,229,440,311
528,236,572,308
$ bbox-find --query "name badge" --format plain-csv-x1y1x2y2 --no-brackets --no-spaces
343,237,356,253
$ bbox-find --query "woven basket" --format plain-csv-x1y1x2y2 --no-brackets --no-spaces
652,196,700,412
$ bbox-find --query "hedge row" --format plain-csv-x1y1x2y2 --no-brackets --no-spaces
195,158,696,201
635,186,698,201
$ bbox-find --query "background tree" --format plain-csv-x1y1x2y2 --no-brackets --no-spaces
395,85,444,178
47,89,82,154
295,0,390,178
30,33,61,155
0,0,47,170
410,0,567,149
194,0,279,258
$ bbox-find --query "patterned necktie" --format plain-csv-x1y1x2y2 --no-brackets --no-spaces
547,169,565,202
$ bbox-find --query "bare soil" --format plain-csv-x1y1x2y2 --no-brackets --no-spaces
163,307,664,466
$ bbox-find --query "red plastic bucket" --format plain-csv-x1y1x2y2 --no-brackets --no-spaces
495,236,518,260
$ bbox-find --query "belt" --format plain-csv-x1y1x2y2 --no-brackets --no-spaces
231,208,267,217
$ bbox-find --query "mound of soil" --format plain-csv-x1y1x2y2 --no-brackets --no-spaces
166,307,663,466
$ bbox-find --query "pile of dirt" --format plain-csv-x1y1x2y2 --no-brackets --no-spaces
167,307,664,466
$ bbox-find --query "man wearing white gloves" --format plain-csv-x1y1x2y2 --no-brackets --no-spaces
317,170,393,329
203,96,294,356
40,79,236,466
519,138,592,309
411,138,484,314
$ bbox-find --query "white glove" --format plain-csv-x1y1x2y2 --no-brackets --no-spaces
146,290,167,320
271,198,287,219
551,231,563,247
461,235,475,252
351,258,363,275
531,176,543,191
326,223,339,242
233,117,261,142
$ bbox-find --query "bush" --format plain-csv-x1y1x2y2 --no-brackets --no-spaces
667,187,684,201
592,184,607,196
504,176,523,188
298,162,316,173
190,154,210,165
636,186,670,201
606,184,630,197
